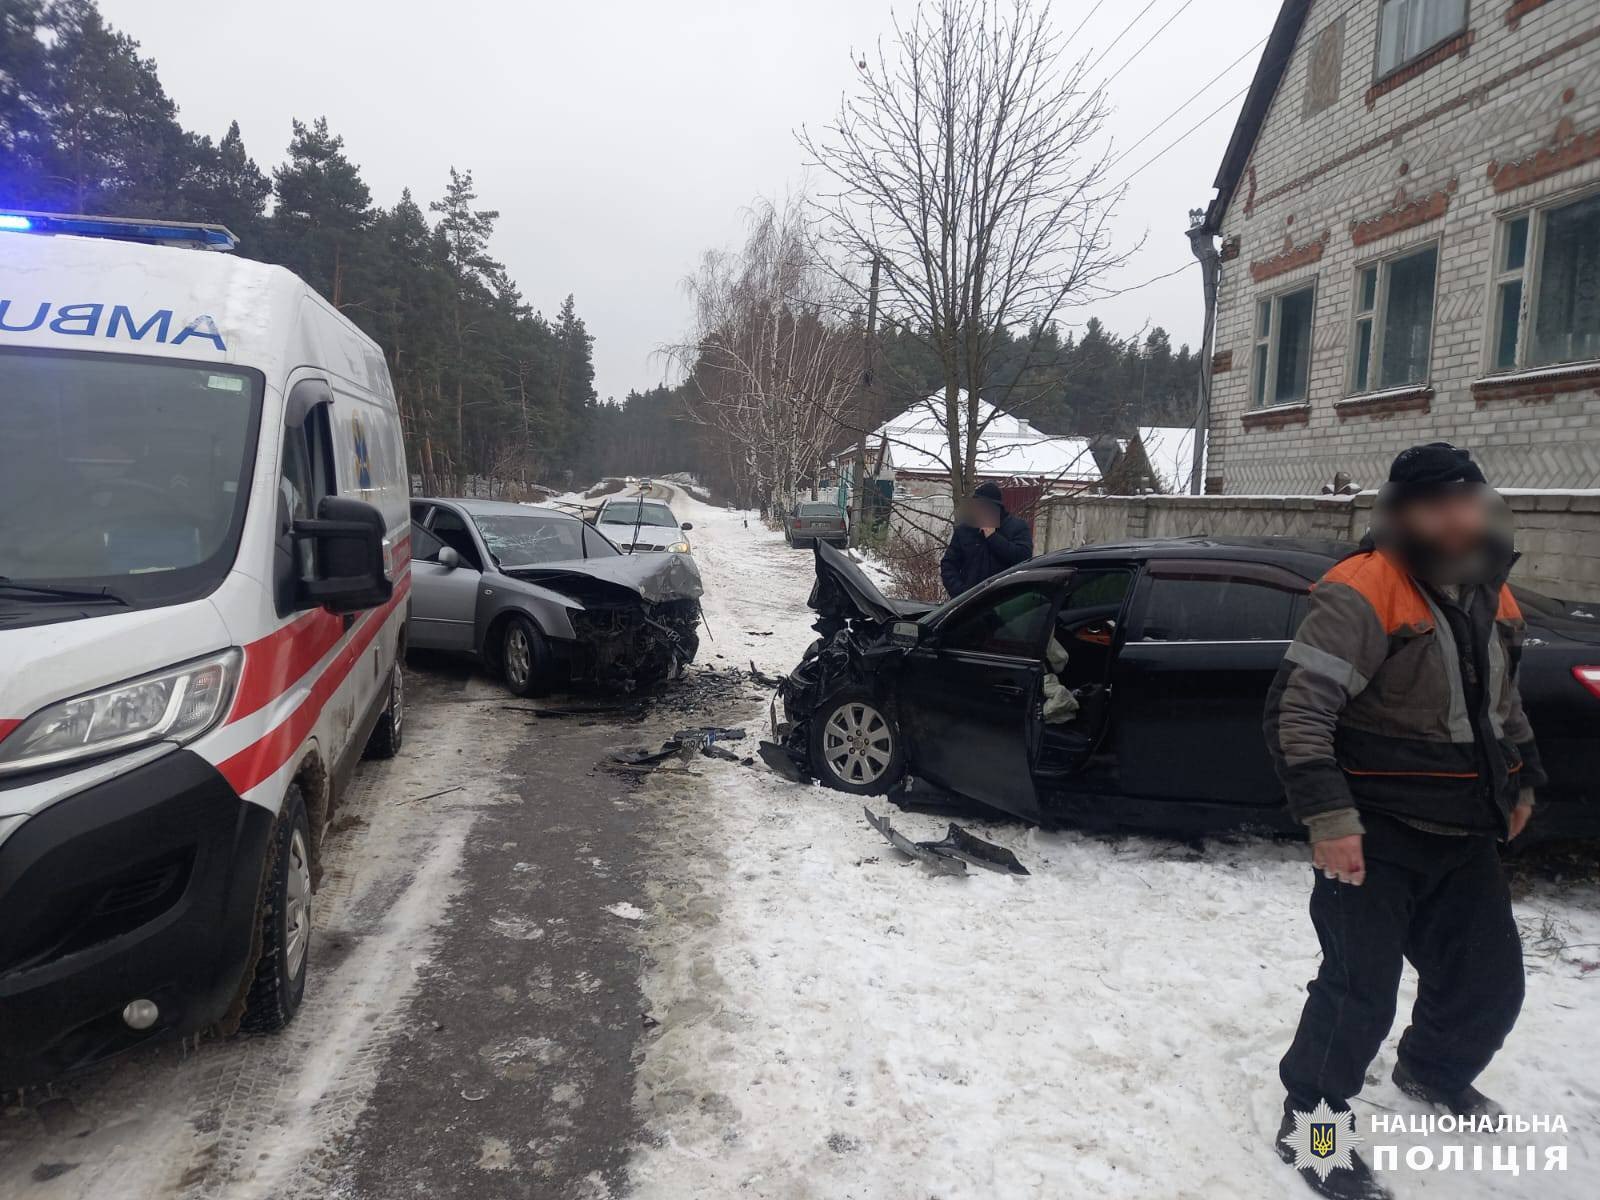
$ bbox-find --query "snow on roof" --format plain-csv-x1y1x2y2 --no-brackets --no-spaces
858,393,1101,483
1136,426,1198,493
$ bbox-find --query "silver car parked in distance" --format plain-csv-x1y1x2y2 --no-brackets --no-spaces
408,498,703,696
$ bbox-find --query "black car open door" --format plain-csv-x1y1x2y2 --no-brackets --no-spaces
1109,558,1310,809
895,569,1071,821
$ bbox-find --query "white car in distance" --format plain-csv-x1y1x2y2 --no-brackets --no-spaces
595,496,693,555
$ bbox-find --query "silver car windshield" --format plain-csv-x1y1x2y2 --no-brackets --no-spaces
471,511,615,566
0,348,261,606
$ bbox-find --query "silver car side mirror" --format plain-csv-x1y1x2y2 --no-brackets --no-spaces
438,546,461,570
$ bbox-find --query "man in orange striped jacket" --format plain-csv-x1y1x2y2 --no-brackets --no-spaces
1265,443,1543,1200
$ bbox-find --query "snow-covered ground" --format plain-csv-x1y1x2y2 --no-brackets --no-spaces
628,486,1600,1199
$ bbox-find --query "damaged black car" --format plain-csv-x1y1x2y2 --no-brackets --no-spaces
768,539,1600,840
408,498,702,695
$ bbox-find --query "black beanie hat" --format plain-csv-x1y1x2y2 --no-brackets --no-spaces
1378,442,1487,507
973,481,1004,506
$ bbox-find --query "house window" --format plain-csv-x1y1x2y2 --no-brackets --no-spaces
1349,243,1437,393
1376,0,1467,76
1491,191,1600,371
1251,283,1316,407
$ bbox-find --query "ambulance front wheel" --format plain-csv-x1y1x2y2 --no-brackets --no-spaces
240,785,312,1034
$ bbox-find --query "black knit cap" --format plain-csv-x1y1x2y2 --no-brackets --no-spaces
973,481,1004,505
1379,442,1488,507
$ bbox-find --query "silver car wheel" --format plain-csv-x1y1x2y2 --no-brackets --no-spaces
284,826,312,980
822,701,894,785
505,624,532,688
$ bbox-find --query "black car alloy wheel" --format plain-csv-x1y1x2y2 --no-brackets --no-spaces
809,686,906,795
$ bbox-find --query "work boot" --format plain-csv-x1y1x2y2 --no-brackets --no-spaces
1275,1112,1393,1200
1392,1061,1504,1119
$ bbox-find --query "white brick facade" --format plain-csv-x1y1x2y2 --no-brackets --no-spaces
1206,0,1600,494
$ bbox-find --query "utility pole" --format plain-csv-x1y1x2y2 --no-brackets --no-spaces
850,255,881,547
1186,208,1220,496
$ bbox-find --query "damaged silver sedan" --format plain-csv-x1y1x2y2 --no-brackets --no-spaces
408,498,702,695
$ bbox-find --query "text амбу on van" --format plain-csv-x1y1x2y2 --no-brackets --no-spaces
0,212,411,1084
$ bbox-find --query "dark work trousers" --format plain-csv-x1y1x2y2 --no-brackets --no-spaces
1279,814,1525,1113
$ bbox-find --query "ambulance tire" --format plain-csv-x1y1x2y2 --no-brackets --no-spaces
240,786,312,1034
364,661,404,760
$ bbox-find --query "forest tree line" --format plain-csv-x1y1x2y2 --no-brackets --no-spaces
2,0,1199,508
1,0,600,494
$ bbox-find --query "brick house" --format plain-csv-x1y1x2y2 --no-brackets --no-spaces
1197,0,1600,494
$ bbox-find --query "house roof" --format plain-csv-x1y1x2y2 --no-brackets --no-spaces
1201,0,1313,234
849,393,1101,483
1135,426,1199,493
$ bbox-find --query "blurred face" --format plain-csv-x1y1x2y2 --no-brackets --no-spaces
1392,489,1492,561
958,498,1001,528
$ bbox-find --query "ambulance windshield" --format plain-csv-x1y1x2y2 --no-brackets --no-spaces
0,348,262,609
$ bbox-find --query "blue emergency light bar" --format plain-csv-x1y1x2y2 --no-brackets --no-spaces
0,210,238,251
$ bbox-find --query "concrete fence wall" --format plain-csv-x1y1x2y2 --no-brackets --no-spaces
1036,491,1600,600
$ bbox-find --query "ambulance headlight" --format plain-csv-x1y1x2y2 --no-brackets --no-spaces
0,649,242,775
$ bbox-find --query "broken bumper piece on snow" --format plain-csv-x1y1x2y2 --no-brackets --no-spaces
863,807,1029,876
609,727,750,771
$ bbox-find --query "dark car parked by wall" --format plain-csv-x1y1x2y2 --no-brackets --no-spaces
785,501,849,549
767,539,1600,842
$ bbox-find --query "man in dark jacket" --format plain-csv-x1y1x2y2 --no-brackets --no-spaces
1264,443,1543,1200
939,482,1033,598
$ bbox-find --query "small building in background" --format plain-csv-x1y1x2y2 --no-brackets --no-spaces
1098,426,1200,494
830,393,1103,537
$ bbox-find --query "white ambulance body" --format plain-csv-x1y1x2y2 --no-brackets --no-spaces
0,215,411,1083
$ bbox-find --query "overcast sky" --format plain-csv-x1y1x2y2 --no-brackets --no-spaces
99,0,1282,402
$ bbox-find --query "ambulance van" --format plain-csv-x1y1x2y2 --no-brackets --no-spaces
0,213,411,1083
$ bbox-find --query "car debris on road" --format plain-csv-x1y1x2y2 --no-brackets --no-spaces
609,726,752,772
863,808,1029,876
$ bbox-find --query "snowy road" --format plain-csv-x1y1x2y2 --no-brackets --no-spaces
2,483,1596,1199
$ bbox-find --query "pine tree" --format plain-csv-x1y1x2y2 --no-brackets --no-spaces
10,0,188,213
272,116,373,306
182,120,270,249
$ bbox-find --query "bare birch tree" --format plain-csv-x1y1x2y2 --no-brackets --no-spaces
673,196,862,515
799,0,1129,500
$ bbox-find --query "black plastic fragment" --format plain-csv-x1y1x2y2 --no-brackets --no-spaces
920,823,1030,876
863,808,1029,877
863,807,967,875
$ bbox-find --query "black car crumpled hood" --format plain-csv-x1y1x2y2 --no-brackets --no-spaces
810,540,935,627
505,551,704,605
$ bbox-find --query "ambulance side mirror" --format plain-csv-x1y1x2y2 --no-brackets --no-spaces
293,497,393,614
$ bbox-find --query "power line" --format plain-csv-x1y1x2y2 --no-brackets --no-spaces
1065,0,1108,46
1107,36,1267,171
1114,81,1252,188
1087,0,1162,73
1098,259,1196,299
1100,0,1197,90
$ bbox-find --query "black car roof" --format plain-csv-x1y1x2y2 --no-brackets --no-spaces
1039,534,1352,576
